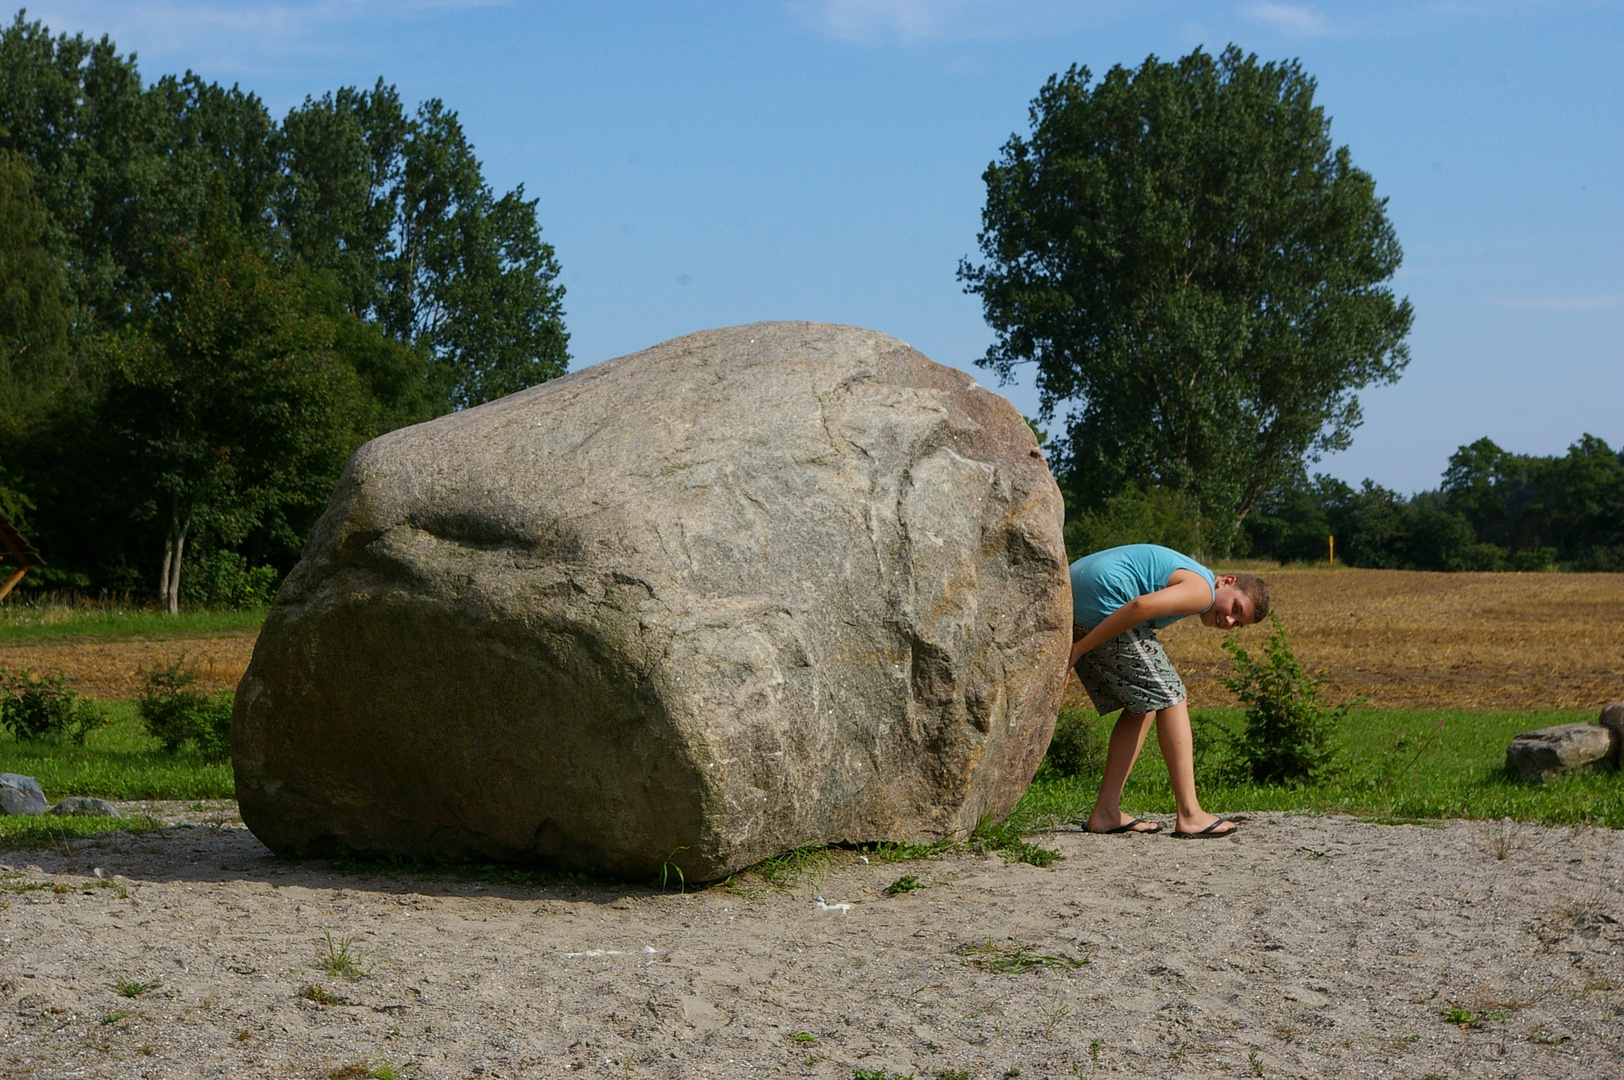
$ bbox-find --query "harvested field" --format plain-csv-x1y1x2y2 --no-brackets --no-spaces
0,635,253,698
1150,568,1624,711
3,569,1620,710
1,809,1620,1079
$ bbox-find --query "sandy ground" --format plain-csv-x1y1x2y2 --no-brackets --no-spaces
3,807,1621,1079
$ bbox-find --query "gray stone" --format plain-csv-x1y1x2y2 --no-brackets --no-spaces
233,322,1071,881
47,797,120,818
0,774,47,816
1600,702,1624,765
1505,723,1618,783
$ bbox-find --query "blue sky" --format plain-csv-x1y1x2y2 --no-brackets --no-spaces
20,0,1623,493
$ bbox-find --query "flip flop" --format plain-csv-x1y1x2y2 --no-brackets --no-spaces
1171,818,1237,839
1089,817,1162,835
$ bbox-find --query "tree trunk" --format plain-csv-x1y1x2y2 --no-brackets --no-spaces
160,496,191,616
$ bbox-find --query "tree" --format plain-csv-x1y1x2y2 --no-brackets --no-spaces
0,148,72,524
280,84,569,407
960,46,1413,548
99,237,375,612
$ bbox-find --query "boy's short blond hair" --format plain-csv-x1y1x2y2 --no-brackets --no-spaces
1233,573,1270,622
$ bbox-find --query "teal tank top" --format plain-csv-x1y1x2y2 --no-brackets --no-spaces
1070,544,1215,630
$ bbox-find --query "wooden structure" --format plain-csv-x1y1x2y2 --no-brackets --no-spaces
0,513,42,602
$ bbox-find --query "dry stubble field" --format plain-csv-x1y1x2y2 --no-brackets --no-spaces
4,568,1622,711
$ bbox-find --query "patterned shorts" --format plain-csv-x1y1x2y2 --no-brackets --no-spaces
1072,622,1188,715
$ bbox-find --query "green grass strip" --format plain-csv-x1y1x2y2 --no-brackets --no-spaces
0,813,164,848
1012,706,1623,831
0,606,266,642
0,703,233,801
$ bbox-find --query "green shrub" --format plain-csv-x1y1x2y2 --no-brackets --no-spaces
1064,485,1210,562
1222,616,1349,786
0,668,99,744
137,660,233,759
1039,708,1103,779
179,550,279,610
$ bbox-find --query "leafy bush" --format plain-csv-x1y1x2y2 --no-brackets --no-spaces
180,550,279,610
0,667,99,743
1064,485,1209,562
137,660,234,759
1222,617,1350,786
1039,709,1103,779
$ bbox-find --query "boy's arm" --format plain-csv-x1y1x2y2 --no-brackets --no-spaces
1065,569,1213,670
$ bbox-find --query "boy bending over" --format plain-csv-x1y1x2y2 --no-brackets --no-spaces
1067,544,1269,838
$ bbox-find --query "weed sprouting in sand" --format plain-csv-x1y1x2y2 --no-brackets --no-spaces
1481,817,1527,861
853,1069,914,1080
108,977,161,998
658,846,689,893
316,930,366,980
884,874,924,896
1041,989,1072,1033
1088,1038,1103,1061
365,1060,415,1080
968,819,1063,868
300,984,347,1006
958,938,1087,974
937,1070,971,1080
100,1010,130,1024
791,1031,817,1044
1248,1049,1264,1075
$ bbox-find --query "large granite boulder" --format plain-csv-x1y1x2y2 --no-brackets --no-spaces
1505,723,1618,783
233,322,1071,881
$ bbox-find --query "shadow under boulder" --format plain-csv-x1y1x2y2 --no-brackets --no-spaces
232,322,1072,881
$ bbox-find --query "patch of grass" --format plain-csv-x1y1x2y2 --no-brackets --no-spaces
937,1070,970,1080
108,977,161,998
0,814,162,848
317,930,366,980
366,1062,414,1080
853,1069,913,1080
751,844,836,888
967,819,1063,868
958,937,1088,974
100,1011,130,1025
0,604,266,641
0,702,234,800
884,874,924,896
1020,706,1624,830
860,839,954,863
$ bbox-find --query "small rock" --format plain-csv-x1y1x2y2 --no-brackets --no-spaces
1599,702,1624,764
0,774,47,816
48,797,120,818
1506,723,1617,783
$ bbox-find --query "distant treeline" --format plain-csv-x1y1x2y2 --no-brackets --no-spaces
1246,436,1624,571
0,14,568,608
1065,434,1624,572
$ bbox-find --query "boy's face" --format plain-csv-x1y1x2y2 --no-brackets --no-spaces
1200,581,1256,629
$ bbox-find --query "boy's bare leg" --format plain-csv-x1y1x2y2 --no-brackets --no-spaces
1155,700,1235,835
1086,710,1157,833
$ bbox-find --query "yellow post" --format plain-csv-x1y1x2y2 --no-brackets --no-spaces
1328,535,1335,565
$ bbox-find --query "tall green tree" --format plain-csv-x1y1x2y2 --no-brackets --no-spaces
960,45,1413,547
0,148,72,522
280,85,568,407
99,236,378,612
